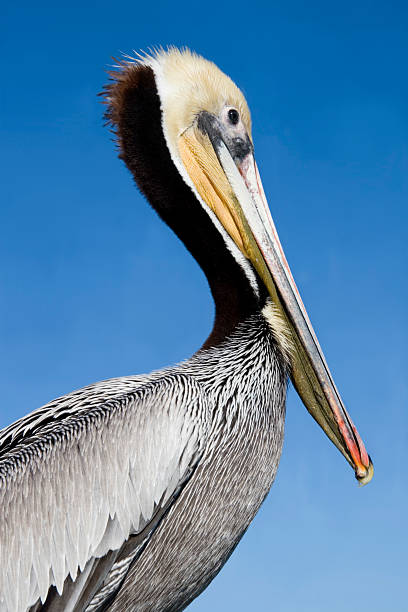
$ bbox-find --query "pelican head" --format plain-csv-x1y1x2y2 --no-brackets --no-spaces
104,47,373,485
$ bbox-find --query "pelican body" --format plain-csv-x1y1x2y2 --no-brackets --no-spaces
0,49,372,611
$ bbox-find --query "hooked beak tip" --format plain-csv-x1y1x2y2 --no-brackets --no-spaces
356,457,374,486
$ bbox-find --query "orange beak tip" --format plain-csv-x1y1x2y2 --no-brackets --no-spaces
356,457,374,487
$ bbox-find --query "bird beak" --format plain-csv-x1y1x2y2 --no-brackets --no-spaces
178,114,373,485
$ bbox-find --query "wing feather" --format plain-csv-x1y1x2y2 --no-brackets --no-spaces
0,373,208,612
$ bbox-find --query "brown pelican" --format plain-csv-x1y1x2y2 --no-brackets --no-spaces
0,48,373,611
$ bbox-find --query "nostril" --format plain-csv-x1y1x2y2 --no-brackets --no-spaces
229,136,252,163
233,137,247,153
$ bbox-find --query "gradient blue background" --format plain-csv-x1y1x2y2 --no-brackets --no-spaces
1,1,407,610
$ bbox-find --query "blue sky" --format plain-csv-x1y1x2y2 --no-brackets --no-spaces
1,1,407,610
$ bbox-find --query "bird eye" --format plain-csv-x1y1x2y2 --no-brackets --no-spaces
228,109,239,125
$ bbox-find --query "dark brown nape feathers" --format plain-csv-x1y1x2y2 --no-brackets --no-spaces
101,59,265,347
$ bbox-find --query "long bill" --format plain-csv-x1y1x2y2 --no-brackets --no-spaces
178,119,373,485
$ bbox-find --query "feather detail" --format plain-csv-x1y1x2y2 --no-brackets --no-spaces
0,374,208,611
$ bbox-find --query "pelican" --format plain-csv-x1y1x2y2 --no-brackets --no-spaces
0,47,373,612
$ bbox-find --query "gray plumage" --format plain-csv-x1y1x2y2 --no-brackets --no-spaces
0,311,287,611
